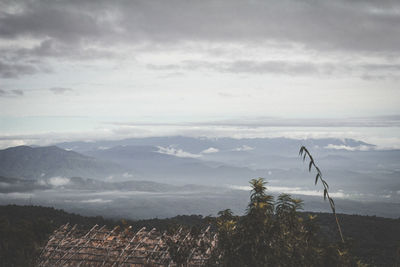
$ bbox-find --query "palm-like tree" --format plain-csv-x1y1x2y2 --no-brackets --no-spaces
248,178,274,214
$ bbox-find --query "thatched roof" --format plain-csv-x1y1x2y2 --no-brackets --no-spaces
37,223,216,267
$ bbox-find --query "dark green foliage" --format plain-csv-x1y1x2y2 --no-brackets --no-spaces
0,205,113,267
0,205,206,267
165,227,201,267
313,212,400,266
0,204,399,266
131,214,209,233
206,178,365,267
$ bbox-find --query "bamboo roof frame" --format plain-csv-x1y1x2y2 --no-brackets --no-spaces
37,223,216,267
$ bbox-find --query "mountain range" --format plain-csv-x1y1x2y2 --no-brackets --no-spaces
0,136,399,218
0,145,122,180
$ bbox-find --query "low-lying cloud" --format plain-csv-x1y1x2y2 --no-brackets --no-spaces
230,185,351,199
233,145,254,152
157,146,202,158
80,198,113,203
202,147,219,154
46,177,71,187
324,144,372,151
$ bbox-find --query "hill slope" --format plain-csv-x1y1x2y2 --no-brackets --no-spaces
0,205,398,266
0,146,123,180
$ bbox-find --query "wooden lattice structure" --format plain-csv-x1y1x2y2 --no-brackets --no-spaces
37,223,217,266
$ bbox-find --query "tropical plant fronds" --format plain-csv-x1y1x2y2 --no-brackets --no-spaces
207,178,361,267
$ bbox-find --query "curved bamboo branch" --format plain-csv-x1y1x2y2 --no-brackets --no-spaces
299,146,344,243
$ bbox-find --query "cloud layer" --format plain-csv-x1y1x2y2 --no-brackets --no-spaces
1,0,400,79
2,0,400,51
1,0,400,144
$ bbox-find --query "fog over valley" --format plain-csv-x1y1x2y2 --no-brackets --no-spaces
1,136,399,219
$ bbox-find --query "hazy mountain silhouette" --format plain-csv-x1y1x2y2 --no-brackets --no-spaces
0,146,123,180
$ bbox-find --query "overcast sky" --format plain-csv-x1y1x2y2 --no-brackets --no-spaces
1,0,400,148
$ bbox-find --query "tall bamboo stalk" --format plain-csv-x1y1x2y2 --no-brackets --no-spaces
299,146,344,243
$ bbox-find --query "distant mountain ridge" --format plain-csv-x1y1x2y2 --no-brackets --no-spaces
53,136,378,185
1,137,398,208
56,136,375,156
0,145,123,180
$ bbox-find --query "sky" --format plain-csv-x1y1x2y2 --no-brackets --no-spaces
1,0,400,148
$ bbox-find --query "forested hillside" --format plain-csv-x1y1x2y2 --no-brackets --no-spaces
0,205,207,266
0,204,399,266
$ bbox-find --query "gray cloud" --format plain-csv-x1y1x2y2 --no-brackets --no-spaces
147,64,181,71
115,0,400,53
1,0,400,80
217,60,325,75
0,60,40,78
1,0,400,53
108,115,400,128
147,60,327,76
49,87,73,95
147,60,400,79
11,89,23,96
0,0,113,42
17,38,115,60
0,88,24,97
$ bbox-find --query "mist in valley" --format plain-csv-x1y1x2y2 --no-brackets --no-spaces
1,136,399,219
